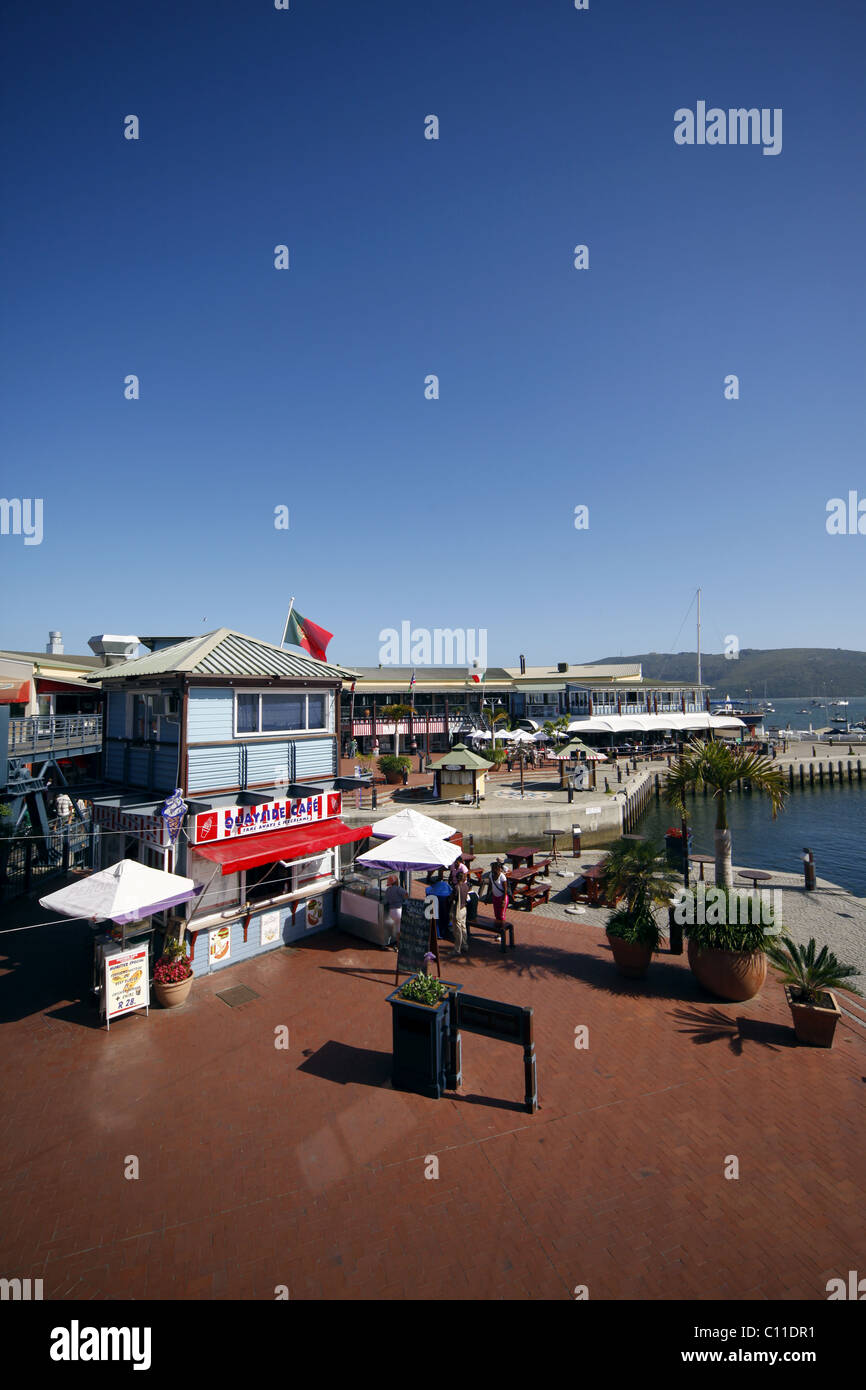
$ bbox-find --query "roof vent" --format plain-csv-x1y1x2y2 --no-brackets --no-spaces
88,634,141,667
557,661,568,673
46,630,64,655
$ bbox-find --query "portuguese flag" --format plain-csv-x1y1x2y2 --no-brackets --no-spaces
282,607,333,662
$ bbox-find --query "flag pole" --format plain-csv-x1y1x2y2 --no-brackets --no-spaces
281,596,295,648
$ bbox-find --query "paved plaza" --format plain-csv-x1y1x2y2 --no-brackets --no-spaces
1,892,864,1301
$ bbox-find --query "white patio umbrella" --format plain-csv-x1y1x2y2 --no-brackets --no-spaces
40,859,201,924
355,833,461,872
493,727,519,740
532,731,550,742
371,807,456,840
510,730,536,744
471,730,493,741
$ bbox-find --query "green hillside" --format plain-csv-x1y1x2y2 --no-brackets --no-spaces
593,649,866,698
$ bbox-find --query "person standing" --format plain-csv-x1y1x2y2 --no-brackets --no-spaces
489,859,509,933
383,875,408,950
425,870,452,939
54,790,73,822
451,873,469,955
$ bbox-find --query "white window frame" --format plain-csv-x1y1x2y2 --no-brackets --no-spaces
233,688,332,738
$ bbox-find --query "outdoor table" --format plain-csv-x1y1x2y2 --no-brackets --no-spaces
691,853,714,883
506,847,537,867
738,870,773,891
581,862,607,906
507,865,538,888
543,829,560,862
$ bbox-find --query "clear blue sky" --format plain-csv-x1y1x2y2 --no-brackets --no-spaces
2,0,864,667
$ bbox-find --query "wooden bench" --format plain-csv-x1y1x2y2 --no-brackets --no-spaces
569,875,589,903
514,883,551,911
466,915,515,954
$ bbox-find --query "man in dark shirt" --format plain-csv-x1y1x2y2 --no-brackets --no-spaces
425,871,452,939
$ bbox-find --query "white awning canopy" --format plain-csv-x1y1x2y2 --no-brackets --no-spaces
40,859,201,925
566,713,746,735
370,808,456,840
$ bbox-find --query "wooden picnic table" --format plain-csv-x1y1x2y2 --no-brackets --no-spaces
580,862,609,906
506,847,539,867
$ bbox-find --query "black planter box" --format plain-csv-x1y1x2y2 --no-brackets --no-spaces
664,830,692,868
386,981,463,1099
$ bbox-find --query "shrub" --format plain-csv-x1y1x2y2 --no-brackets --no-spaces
765,936,862,1005
378,754,413,775
398,974,449,1006
685,888,776,952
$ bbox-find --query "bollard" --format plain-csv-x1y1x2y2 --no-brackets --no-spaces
803,848,816,892
371,786,378,809
668,904,683,955
567,785,573,804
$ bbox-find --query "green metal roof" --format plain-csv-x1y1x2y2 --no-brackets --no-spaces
428,743,492,771
85,628,359,683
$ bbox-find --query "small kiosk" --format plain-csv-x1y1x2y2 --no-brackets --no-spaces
429,743,490,803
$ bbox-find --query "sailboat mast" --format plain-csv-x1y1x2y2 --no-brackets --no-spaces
696,587,702,692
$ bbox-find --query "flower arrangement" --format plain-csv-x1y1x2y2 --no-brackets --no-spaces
154,932,192,984
398,973,449,1006
154,953,192,984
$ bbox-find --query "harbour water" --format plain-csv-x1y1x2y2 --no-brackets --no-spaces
636,778,866,899
764,695,866,734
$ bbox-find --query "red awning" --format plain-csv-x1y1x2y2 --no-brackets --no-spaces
194,818,372,875
0,679,30,704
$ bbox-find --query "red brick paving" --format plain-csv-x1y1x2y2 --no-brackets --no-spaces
1,900,865,1300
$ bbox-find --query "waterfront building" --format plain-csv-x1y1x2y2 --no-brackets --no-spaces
0,632,105,835
83,629,371,972
342,660,713,753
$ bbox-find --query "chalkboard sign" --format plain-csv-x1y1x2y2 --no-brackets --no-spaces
395,897,439,982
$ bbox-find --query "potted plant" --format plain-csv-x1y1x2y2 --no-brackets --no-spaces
385,974,462,1098
663,824,692,868
599,839,680,979
684,891,772,1001
153,935,194,1008
765,936,862,1047
378,753,413,784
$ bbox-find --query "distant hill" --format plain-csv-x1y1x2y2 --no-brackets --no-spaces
592,649,866,698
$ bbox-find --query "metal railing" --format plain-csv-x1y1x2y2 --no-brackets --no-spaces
8,713,103,756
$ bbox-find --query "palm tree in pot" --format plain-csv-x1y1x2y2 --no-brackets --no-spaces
599,839,680,979
766,936,862,1047
665,739,787,887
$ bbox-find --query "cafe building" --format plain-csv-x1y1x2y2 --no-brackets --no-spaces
85,629,371,973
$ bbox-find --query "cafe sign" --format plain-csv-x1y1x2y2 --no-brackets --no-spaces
190,791,342,845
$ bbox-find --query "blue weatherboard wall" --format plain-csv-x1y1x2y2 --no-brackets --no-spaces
187,688,233,741
194,890,336,974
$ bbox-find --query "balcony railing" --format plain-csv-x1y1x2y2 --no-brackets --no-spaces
8,714,103,758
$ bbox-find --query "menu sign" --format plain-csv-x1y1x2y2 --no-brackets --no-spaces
191,791,342,845
105,945,150,1026
395,897,438,980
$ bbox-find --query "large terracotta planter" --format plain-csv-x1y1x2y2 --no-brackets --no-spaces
687,940,766,1001
383,770,404,784
785,986,841,1047
606,934,653,979
154,971,194,1009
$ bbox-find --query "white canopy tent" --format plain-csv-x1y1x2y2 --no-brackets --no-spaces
370,807,456,840
355,833,461,872
40,859,201,924
566,713,746,736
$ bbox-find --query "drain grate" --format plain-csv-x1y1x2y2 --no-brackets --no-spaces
216,984,260,1008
